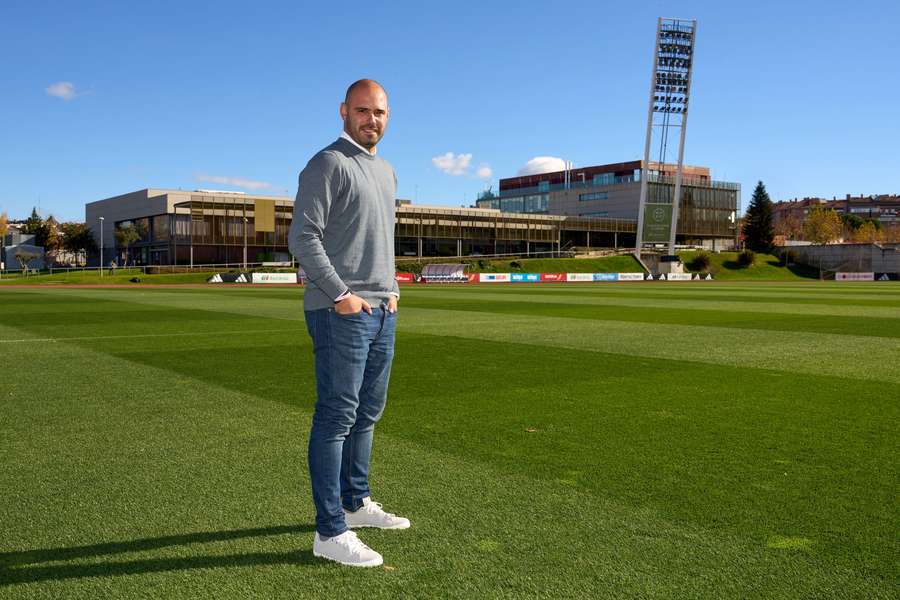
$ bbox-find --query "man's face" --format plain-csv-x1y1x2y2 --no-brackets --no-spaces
340,85,389,150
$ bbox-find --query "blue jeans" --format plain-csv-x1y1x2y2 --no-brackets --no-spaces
304,304,397,538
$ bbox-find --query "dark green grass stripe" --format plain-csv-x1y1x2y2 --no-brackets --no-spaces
69,332,896,584
399,295,900,338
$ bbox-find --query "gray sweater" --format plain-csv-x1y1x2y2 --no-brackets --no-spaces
288,137,400,311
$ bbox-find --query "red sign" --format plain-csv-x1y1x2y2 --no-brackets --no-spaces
540,273,566,282
395,272,415,283
466,273,479,282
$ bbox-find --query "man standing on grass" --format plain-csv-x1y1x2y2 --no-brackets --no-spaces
288,79,410,568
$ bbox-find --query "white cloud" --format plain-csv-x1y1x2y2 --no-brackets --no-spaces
432,152,473,176
194,173,273,191
516,156,567,176
476,164,493,179
46,81,80,101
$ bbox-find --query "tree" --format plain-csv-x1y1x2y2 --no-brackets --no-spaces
15,249,40,273
741,181,775,252
803,207,843,244
774,212,803,241
23,207,42,233
60,222,97,266
852,221,882,244
43,216,60,266
114,224,140,266
0,211,8,240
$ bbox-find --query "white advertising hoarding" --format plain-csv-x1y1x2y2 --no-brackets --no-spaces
617,273,645,281
252,272,298,284
566,273,594,282
479,273,510,283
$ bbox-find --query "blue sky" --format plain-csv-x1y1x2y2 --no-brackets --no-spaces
1,0,897,222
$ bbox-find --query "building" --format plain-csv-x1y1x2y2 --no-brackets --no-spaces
773,194,900,228
86,177,739,266
86,188,293,266
476,160,740,248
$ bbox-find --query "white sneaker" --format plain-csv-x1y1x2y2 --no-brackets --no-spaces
343,497,411,529
312,530,383,567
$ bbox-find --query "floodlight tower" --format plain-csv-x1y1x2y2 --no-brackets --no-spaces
635,17,697,258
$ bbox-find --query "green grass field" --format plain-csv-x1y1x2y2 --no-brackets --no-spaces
1,282,897,599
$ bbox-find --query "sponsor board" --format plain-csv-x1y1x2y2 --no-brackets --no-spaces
593,273,619,282
667,273,693,281
466,273,479,282
567,273,594,282
540,273,567,282
836,272,875,281
479,273,510,283
252,272,298,284
618,273,645,281
208,272,251,284
395,272,415,283
511,273,540,282
875,272,900,281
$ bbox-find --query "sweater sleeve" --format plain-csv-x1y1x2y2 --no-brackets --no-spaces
288,153,348,301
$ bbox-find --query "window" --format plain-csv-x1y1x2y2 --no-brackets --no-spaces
580,211,608,217
538,180,550,192
592,173,614,186
579,192,608,201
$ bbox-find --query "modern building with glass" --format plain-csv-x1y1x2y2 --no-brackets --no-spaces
476,160,740,247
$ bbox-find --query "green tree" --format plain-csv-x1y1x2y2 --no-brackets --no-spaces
60,222,97,266
803,207,843,244
114,223,140,266
741,181,775,252
0,211,8,240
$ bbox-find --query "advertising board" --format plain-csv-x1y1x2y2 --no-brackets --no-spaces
511,273,540,282
252,272,298,284
566,273,594,282
836,272,875,281
540,273,567,282
395,272,415,283
666,273,693,281
479,273,510,283
617,273,645,281
592,273,619,282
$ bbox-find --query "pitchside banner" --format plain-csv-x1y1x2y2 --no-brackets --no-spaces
666,273,693,281
480,273,510,283
395,273,415,283
618,273,645,281
641,203,673,243
593,273,618,282
566,273,594,282
510,273,540,282
540,273,566,282
252,272,298,284
836,272,874,281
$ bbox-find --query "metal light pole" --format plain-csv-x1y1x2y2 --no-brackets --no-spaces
242,217,248,269
99,216,104,277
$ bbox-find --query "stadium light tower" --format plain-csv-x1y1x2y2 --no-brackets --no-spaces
635,17,697,259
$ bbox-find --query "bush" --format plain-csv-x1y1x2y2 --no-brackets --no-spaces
688,250,711,272
738,249,756,267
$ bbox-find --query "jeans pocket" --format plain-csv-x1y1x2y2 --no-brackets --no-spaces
334,308,364,319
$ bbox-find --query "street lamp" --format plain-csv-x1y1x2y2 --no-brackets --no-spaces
242,217,248,270
99,217,104,277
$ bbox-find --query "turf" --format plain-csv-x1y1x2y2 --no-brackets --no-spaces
0,268,215,285
0,282,897,598
679,251,819,280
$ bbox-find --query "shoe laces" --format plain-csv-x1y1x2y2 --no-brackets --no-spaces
365,501,395,517
336,531,371,557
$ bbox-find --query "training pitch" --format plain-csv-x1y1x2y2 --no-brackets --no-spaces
0,282,897,599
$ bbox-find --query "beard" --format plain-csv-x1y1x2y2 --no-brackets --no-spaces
345,121,382,149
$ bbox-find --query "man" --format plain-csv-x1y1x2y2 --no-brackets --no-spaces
288,79,409,568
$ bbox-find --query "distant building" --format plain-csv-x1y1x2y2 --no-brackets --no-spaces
773,194,900,228
476,160,740,248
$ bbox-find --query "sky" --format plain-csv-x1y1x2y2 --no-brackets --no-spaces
1,0,898,222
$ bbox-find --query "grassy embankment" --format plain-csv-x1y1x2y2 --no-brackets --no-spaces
679,250,819,281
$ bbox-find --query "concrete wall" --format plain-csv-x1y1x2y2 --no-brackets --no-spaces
789,243,900,273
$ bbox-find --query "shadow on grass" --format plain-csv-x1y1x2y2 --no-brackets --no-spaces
0,524,317,586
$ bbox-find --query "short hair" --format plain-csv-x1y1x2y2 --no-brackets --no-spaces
344,79,386,105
